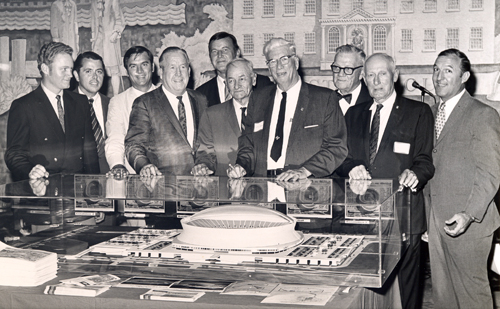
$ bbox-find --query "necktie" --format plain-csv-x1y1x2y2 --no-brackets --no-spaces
56,95,64,132
336,90,352,104
89,98,105,157
224,81,232,102
240,107,247,131
435,102,446,140
270,92,287,162
177,96,187,137
369,103,383,166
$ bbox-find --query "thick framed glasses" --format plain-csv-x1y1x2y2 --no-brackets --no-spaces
266,55,295,67
330,65,363,75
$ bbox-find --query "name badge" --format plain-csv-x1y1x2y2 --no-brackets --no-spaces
254,121,264,132
393,142,410,155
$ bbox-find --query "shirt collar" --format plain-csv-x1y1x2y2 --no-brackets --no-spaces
277,78,302,96
41,82,62,100
370,90,397,111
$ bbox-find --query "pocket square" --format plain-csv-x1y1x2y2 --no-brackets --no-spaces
304,124,319,129
254,121,264,132
393,142,410,155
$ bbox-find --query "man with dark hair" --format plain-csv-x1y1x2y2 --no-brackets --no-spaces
331,44,371,115
105,46,156,175
5,42,99,182
427,48,500,308
125,47,207,176
73,51,110,172
196,31,273,107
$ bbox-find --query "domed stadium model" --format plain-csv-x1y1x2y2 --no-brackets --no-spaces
173,205,304,253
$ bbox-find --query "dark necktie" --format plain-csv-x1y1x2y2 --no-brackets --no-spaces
177,96,187,137
89,98,105,157
335,90,352,104
369,103,383,166
270,92,287,162
56,94,64,132
240,107,247,131
435,101,446,140
224,81,232,102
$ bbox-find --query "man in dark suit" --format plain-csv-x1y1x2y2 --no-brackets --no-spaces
196,32,273,107
427,49,500,309
229,38,347,181
331,44,371,115
193,58,256,176
336,53,434,309
73,51,110,173
125,47,207,177
5,42,99,183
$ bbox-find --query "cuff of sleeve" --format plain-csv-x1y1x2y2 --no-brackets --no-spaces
133,156,150,173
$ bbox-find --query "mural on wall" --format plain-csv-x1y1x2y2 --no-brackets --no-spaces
50,0,79,59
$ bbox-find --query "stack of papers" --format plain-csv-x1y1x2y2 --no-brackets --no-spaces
44,274,121,297
0,241,57,287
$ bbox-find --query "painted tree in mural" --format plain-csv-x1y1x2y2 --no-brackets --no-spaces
50,0,79,59
158,4,232,88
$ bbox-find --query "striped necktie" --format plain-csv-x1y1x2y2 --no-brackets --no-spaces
56,95,64,132
177,96,187,137
369,103,383,166
89,98,105,156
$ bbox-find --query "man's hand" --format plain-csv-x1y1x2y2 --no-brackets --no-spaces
275,178,312,191
107,164,129,180
444,212,474,237
227,164,246,178
140,164,162,178
349,179,371,195
228,178,247,199
29,164,49,180
191,163,214,176
399,169,418,192
349,165,371,180
29,178,48,196
276,167,311,182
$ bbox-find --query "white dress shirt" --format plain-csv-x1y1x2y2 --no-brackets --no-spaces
163,86,195,148
439,89,465,121
105,84,156,173
339,82,362,115
369,90,396,153
41,83,64,119
217,75,229,103
78,88,105,136
267,78,302,170
233,99,247,130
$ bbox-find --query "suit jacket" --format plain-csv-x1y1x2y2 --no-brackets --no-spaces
196,74,274,107
353,80,372,106
236,82,347,177
125,87,208,176
195,100,242,176
337,95,435,234
427,91,500,239
5,86,100,181
97,93,110,172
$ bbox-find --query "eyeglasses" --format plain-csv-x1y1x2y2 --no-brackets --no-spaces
266,55,295,67
330,65,363,75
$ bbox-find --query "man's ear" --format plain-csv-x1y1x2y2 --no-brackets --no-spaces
41,63,50,75
461,71,470,84
73,70,80,83
236,48,242,58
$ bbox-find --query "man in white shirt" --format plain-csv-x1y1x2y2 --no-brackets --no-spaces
331,45,371,115
73,51,110,172
105,46,156,175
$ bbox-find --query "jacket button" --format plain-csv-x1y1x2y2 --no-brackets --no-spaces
79,157,82,160
433,149,437,153
44,138,48,141
54,158,58,162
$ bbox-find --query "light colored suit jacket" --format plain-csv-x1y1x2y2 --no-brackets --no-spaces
125,87,207,176
236,82,347,177
427,91,500,239
195,99,242,176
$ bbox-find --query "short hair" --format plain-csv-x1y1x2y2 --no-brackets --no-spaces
335,44,366,62
365,53,396,73
123,46,153,69
437,48,471,74
263,38,296,59
208,32,240,54
226,58,255,76
73,51,104,73
159,46,190,64
37,42,73,75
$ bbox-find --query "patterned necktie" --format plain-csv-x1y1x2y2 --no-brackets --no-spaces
177,96,187,137
224,81,232,102
435,102,446,140
56,94,64,132
89,98,105,157
369,103,383,165
270,92,287,162
335,90,352,104
240,107,247,131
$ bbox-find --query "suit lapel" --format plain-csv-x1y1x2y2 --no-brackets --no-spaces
289,83,309,136
360,101,373,159
187,90,200,147
379,96,405,155
435,92,470,146
226,100,241,137
35,87,66,142
101,94,109,136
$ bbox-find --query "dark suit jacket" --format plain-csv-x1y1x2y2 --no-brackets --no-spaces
196,74,273,107
236,82,347,177
354,80,372,106
195,100,242,176
5,86,100,181
427,91,500,239
125,87,208,176
337,95,435,234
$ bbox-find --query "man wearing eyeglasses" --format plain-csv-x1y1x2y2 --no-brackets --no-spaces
331,45,372,115
229,38,347,181
196,32,273,107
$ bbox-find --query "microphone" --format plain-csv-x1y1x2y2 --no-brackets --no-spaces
411,80,435,98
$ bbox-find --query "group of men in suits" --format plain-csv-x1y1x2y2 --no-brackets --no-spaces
4,33,500,309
